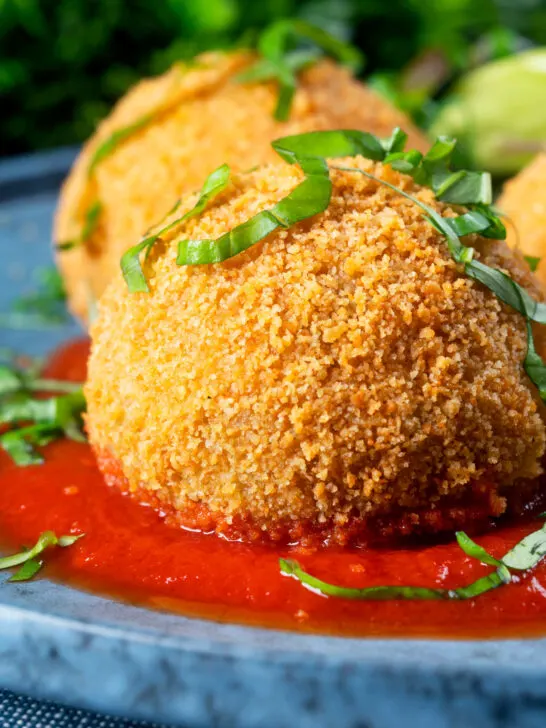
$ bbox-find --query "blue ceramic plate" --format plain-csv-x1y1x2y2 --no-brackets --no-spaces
1,151,546,728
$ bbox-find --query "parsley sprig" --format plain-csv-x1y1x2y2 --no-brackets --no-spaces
281,523,546,601
0,531,84,582
0,358,85,466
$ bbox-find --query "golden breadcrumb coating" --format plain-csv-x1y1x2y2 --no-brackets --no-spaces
85,157,546,542
498,153,546,288
55,50,428,322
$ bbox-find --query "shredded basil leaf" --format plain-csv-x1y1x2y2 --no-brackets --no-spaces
57,199,103,252
122,164,231,292
502,523,546,571
523,322,546,402
9,558,43,582
240,20,364,121
177,156,331,266
280,559,446,600
88,115,154,177
0,268,70,330
0,359,86,466
525,256,542,273
0,531,84,582
281,521,546,602
0,427,48,465
455,531,511,583
328,146,546,402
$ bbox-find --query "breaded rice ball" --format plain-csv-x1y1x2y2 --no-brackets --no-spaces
85,157,546,546
55,50,428,323
498,153,546,288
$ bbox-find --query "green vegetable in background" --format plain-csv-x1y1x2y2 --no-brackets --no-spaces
431,48,546,176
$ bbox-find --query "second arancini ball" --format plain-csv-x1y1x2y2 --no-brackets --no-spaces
85,156,546,546
498,153,546,288
55,50,428,322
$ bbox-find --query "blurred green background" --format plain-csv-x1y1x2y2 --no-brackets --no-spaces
2,0,546,167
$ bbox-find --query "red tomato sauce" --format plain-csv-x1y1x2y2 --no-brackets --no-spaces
1,338,546,639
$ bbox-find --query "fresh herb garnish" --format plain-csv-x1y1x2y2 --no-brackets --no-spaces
121,163,231,292
0,267,70,330
88,114,154,177
267,127,546,403
0,360,85,466
57,115,155,251
0,531,84,582
131,126,546,402
171,128,500,270
56,199,103,252
176,156,331,267
238,20,364,121
525,255,541,273
280,523,546,601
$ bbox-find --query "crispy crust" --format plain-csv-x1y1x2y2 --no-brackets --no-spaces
54,51,429,322
96,448,545,546
85,158,546,542
498,153,546,289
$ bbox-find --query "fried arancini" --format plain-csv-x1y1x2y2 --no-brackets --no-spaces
498,153,546,287
84,156,546,545
55,51,428,322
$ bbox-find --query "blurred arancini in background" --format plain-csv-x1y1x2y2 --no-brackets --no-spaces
54,50,428,322
498,153,546,288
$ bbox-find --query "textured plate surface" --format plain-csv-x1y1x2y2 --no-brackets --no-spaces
1,151,546,728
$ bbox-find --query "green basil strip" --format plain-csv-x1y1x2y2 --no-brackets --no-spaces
523,322,546,401
0,532,84,582
242,20,363,121
0,371,86,466
280,521,546,602
272,129,386,164
236,49,322,85
0,427,49,466
444,211,491,238
449,570,508,599
280,557,510,601
280,559,447,600
258,20,363,73
465,259,546,324
502,522,546,571
0,390,86,439
331,161,546,401
177,156,331,266
122,164,231,292
25,379,83,394
0,365,22,396
525,256,542,272
88,114,154,177
9,559,43,582
57,199,103,251
332,165,470,263
455,531,511,583
434,170,492,206
1,531,60,570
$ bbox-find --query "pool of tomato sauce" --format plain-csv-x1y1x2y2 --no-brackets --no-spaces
1,338,546,639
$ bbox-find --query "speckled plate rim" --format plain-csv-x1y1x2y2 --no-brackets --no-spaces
2,576,546,728
1,150,546,728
